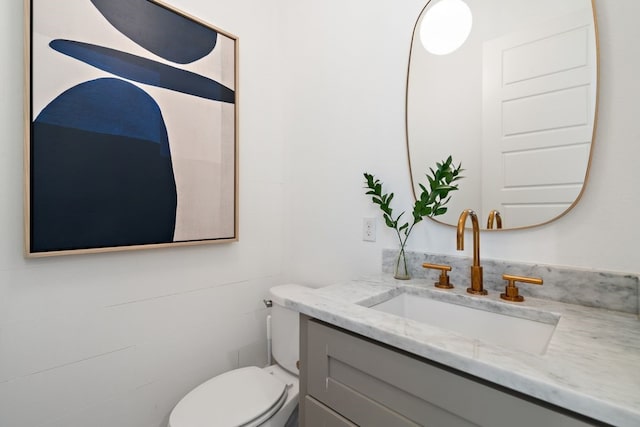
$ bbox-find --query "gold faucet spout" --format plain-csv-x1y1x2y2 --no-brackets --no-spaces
456,209,480,267
456,209,487,295
487,210,502,229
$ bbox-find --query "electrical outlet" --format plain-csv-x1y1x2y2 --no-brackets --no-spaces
363,217,376,242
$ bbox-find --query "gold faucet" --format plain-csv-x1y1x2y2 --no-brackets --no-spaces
456,209,487,295
487,210,502,229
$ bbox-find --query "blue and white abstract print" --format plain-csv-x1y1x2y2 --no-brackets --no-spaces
29,0,237,253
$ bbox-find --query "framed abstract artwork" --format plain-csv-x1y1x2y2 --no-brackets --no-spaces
24,0,238,257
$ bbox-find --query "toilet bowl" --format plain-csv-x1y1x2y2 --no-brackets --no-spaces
168,284,304,427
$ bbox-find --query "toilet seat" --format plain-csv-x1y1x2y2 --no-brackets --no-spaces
168,366,289,427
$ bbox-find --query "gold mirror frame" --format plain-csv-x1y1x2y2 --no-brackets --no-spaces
405,0,600,231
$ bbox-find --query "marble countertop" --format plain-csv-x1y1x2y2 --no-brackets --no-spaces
282,276,640,427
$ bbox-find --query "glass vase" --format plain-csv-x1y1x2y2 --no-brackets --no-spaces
394,247,410,280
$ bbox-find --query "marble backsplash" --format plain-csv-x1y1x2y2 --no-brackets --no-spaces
382,249,640,315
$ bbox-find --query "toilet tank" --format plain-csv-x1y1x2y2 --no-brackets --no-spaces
269,284,305,375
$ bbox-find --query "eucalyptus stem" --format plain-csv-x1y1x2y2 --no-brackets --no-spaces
364,156,464,279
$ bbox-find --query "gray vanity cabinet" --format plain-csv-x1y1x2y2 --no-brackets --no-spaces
299,315,604,427
303,395,357,427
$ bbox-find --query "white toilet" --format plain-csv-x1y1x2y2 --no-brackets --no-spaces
168,284,304,427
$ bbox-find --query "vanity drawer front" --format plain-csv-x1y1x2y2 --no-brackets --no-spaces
305,396,358,427
305,319,473,426
304,318,602,427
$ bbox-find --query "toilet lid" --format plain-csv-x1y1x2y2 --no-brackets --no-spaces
169,366,288,427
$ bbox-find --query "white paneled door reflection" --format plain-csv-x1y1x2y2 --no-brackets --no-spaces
482,8,597,228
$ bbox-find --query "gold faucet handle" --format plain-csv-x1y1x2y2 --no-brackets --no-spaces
500,274,543,302
422,263,454,289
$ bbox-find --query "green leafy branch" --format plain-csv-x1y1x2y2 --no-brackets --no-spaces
363,156,464,250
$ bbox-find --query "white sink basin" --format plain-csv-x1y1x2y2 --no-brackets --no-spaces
370,292,558,355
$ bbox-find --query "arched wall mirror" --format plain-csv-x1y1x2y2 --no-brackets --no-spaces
406,0,598,230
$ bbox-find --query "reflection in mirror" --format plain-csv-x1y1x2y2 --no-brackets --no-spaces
420,0,473,55
406,0,598,230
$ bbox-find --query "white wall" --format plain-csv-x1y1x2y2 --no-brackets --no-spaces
283,0,640,286
0,1,287,426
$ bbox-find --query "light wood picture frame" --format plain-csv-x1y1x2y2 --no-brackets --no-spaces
25,0,239,257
